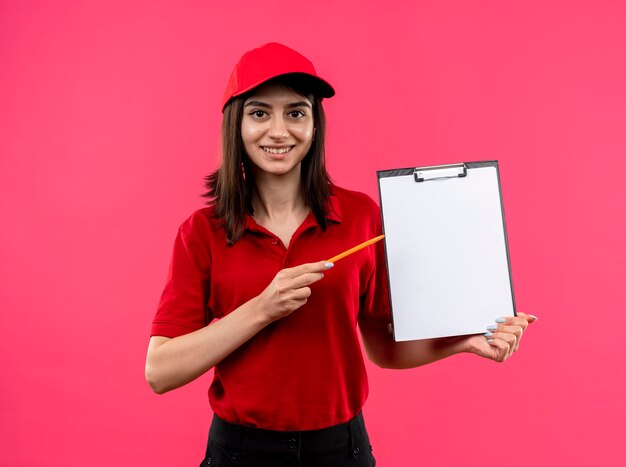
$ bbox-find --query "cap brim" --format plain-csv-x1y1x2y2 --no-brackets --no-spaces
224,72,335,110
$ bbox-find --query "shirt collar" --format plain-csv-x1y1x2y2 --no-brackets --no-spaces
243,193,342,233
326,193,342,223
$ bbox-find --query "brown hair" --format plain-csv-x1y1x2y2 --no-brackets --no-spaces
203,78,331,245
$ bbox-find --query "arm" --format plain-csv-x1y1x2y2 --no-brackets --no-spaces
359,320,470,369
145,261,332,394
359,312,537,369
146,297,270,394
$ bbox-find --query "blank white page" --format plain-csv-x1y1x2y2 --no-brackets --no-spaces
378,162,515,341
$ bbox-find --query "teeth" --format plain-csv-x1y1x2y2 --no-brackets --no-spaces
263,147,291,154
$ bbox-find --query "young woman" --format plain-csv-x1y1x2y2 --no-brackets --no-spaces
145,42,536,467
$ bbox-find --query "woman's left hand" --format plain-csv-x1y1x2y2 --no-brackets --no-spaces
466,312,538,362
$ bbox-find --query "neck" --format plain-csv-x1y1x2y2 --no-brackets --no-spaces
251,167,307,221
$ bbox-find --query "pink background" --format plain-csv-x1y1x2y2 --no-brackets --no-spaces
2,1,625,465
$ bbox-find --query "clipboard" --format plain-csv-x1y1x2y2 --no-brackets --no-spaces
377,161,516,342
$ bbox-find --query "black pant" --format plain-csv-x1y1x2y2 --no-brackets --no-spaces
200,412,376,467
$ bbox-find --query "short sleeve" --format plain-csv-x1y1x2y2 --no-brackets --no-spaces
150,212,213,338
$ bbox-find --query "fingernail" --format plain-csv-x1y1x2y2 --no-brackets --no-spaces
484,331,493,338
495,317,506,323
529,314,538,321
320,273,324,278
325,262,334,268
487,339,494,344
486,325,498,331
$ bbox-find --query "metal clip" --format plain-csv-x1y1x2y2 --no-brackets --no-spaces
414,163,467,182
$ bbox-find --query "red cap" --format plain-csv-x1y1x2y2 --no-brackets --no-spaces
221,42,335,111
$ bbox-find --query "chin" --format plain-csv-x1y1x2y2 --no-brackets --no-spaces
255,161,302,177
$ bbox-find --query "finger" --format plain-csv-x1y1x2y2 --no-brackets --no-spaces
516,312,539,324
486,337,511,362
491,332,517,349
278,297,308,314
497,324,523,336
277,290,311,313
486,324,523,338
273,284,311,303
285,260,334,278
289,271,326,289
498,313,538,327
289,286,312,301
485,328,523,352
493,316,530,332
511,318,529,331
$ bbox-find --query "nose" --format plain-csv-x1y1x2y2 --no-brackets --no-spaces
268,115,289,139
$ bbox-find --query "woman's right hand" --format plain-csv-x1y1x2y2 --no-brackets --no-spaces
146,260,334,394
256,261,333,322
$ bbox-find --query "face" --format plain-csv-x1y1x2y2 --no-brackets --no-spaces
241,83,315,178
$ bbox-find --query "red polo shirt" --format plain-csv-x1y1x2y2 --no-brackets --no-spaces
151,185,390,430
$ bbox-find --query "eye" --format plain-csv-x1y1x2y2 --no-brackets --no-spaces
288,110,306,119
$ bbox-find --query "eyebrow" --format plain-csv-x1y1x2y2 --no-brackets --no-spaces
244,100,312,109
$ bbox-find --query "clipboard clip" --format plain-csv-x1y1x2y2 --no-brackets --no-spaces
414,163,467,182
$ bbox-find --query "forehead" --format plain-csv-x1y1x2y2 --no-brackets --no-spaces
244,83,312,106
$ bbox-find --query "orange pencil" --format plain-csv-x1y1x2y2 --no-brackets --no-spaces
326,235,385,263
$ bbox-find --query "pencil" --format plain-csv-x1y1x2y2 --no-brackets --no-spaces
326,235,385,263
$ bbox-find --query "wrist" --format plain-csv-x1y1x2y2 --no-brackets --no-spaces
462,334,483,355
247,295,276,326
430,335,473,358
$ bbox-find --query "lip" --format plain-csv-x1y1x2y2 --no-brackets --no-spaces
261,145,294,156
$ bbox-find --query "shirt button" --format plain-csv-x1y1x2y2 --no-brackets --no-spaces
288,438,297,449
271,238,278,245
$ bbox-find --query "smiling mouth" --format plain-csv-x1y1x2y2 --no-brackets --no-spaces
262,146,293,154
